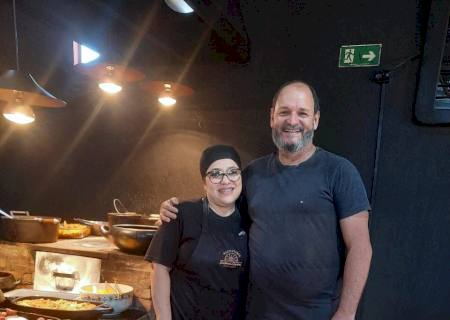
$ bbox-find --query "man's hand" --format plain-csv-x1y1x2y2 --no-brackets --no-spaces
159,197,180,222
332,211,371,320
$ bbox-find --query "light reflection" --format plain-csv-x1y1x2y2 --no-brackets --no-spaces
158,96,176,107
3,104,35,124
98,82,123,94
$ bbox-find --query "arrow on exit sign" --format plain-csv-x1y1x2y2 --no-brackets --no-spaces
339,44,382,67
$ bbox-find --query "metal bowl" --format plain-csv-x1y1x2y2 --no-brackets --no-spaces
100,224,158,255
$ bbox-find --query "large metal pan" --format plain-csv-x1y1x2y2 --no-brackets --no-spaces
9,296,113,320
0,211,60,243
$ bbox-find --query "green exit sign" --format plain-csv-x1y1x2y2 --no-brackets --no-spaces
339,44,382,67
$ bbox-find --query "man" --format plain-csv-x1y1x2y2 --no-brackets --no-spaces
160,81,372,320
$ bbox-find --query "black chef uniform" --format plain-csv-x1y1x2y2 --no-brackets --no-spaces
145,198,248,320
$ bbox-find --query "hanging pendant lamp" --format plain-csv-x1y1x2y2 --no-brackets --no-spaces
140,80,194,108
0,0,66,124
76,63,145,95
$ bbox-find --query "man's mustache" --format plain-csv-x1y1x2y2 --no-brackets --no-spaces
280,125,304,131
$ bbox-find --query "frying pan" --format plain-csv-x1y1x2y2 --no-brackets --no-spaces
10,296,113,320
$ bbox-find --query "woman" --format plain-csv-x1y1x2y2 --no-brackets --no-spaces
145,145,248,320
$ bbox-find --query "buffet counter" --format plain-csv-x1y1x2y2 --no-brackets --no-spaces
0,237,154,320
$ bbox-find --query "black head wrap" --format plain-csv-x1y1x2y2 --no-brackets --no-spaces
200,145,241,178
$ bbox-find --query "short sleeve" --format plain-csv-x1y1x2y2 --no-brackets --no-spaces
332,159,371,220
144,214,181,267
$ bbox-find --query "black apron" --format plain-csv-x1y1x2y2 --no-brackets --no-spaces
170,198,248,320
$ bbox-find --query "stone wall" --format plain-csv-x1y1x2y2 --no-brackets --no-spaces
0,240,155,319
0,242,35,287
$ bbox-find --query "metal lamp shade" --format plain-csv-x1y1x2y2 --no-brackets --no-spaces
76,63,145,83
0,70,66,108
140,80,194,97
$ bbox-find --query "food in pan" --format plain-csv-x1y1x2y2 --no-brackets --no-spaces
58,222,91,239
0,307,57,320
16,298,97,311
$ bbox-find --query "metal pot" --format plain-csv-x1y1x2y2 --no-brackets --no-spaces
52,271,80,291
100,224,158,255
108,198,160,226
0,211,60,243
107,212,159,227
0,272,20,291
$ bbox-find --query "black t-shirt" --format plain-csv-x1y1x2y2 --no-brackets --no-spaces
242,147,371,319
145,199,248,320
145,199,243,268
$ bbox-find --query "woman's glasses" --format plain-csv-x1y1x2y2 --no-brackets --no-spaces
206,168,241,184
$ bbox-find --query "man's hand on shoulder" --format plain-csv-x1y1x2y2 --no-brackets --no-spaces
159,197,180,222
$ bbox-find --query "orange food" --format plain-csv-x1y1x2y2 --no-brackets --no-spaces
58,222,91,239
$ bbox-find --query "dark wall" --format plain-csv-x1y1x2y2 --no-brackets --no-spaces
1,0,449,319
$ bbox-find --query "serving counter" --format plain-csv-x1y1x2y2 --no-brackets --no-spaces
0,237,155,320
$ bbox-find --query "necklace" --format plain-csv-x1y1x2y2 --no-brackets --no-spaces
209,205,235,217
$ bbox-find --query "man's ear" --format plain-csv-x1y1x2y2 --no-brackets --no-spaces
313,111,320,130
270,107,275,128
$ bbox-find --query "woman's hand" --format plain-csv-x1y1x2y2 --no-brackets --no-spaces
151,263,172,320
159,198,179,222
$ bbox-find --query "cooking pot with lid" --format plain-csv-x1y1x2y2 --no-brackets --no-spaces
0,211,60,243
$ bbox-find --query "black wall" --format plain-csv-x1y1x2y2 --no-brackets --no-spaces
1,0,449,319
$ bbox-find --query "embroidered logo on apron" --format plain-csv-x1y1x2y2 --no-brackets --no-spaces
219,249,243,268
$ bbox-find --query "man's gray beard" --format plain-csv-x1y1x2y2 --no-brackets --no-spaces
272,128,314,153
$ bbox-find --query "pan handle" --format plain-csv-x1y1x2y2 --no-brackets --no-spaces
0,208,13,219
74,218,93,225
10,210,30,217
113,199,129,214
100,224,110,236
38,218,60,224
95,303,114,314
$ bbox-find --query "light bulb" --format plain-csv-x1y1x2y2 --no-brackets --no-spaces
158,96,177,107
165,0,194,13
3,103,35,124
98,82,122,94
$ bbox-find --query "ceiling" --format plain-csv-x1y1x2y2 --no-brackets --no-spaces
0,0,251,106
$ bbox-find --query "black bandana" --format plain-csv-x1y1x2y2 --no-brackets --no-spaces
200,145,241,177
